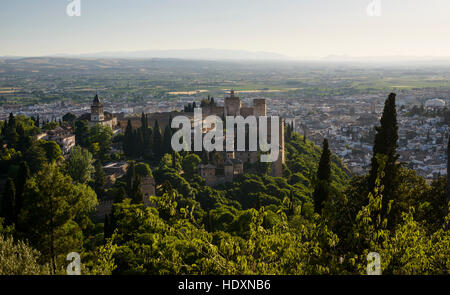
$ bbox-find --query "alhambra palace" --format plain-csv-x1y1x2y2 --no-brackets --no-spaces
84,91,285,189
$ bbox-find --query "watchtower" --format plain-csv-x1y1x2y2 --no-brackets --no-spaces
224,90,241,116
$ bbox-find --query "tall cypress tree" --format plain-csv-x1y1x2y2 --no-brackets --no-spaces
317,139,331,182
0,178,16,225
367,93,400,228
369,93,399,198
133,129,144,157
5,113,18,147
114,186,126,203
125,161,136,197
94,161,106,199
153,120,162,159
14,161,30,222
131,175,143,204
313,138,332,212
447,136,450,216
162,123,173,155
140,112,147,130
140,113,148,151
8,112,16,129
104,214,111,239
123,119,133,156
140,113,152,156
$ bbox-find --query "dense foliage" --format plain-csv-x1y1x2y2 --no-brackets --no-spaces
0,92,448,275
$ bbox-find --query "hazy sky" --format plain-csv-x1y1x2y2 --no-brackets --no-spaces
1,0,450,58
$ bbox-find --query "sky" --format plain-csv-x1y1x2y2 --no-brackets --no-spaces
1,0,450,59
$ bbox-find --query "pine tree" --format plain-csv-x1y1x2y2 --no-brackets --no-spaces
75,120,90,148
94,161,106,199
368,93,399,209
1,178,16,225
17,164,97,274
313,138,332,212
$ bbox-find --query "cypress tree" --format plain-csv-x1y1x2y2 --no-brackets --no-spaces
140,113,146,130
313,138,332,212
153,120,162,159
134,129,144,157
14,161,30,222
140,113,148,153
5,113,18,147
162,123,173,155
123,119,133,156
140,113,151,154
104,214,110,239
1,178,16,225
447,136,450,216
286,124,291,140
131,175,143,204
8,112,16,129
368,93,399,201
16,124,28,152
114,186,126,203
317,139,331,182
94,161,106,199
125,161,136,197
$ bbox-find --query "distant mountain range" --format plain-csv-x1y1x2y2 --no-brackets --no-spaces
323,55,450,63
2,49,450,64
53,48,292,61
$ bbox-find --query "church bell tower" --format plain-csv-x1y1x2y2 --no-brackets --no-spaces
91,94,104,122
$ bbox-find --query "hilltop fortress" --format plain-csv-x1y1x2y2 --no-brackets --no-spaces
188,90,285,185
121,90,285,186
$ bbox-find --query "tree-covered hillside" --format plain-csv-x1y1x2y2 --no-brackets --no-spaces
0,93,449,275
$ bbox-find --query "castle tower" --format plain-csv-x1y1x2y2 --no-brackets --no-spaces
224,159,234,182
224,90,241,116
253,99,267,117
91,94,104,122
